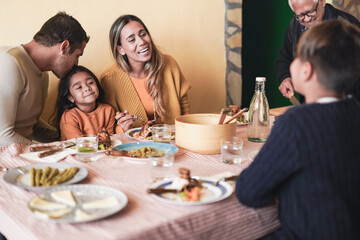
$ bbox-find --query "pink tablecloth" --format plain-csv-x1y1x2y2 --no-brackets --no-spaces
0,127,280,240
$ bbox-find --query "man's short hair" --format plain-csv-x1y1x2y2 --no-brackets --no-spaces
33,12,89,53
296,19,360,93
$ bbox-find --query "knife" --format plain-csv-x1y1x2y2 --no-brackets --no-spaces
287,90,300,105
38,142,75,158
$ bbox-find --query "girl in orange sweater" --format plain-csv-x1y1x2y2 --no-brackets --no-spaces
55,65,116,140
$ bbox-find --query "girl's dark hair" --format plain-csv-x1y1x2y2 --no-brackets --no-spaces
53,65,105,132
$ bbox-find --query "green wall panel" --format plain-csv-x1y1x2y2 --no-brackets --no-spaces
242,0,294,108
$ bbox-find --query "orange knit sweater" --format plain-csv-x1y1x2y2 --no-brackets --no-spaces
60,103,115,140
100,54,190,128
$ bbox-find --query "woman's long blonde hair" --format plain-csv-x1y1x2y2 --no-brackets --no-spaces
109,15,165,119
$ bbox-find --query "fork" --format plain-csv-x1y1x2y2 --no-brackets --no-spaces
212,175,238,186
133,115,156,124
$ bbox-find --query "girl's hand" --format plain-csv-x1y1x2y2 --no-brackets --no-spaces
115,110,135,132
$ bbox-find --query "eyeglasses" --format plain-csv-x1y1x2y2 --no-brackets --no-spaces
294,0,320,22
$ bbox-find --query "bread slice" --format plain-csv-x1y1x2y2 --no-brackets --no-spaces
30,197,68,211
51,190,76,207
82,196,119,209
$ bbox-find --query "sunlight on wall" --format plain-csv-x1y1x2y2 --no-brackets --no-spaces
0,0,226,124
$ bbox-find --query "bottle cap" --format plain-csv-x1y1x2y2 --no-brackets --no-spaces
255,77,266,82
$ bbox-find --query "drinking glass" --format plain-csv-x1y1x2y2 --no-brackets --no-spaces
149,153,175,182
152,124,172,142
221,137,243,164
76,136,98,162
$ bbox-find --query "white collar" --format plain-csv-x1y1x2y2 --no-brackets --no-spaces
316,97,341,104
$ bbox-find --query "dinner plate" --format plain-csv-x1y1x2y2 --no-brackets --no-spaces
125,127,175,142
149,179,233,205
111,142,179,163
3,162,88,190
248,150,259,160
237,112,249,126
125,127,153,141
28,184,128,223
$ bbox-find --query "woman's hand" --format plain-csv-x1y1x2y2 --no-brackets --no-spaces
115,110,135,132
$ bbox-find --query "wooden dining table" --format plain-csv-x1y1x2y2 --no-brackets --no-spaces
0,126,280,240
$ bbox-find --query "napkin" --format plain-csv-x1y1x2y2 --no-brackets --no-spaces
19,148,76,163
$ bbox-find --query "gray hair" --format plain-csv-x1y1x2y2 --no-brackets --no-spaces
288,0,318,11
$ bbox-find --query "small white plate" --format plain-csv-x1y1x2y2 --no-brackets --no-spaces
149,179,233,206
3,162,88,190
28,184,128,223
248,150,259,161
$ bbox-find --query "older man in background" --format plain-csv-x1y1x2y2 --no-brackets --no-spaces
276,0,360,101
0,12,89,145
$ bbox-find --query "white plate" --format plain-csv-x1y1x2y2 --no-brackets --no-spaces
149,179,233,205
125,127,175,142
28,184,128,223
248,150,259,160
237,112,249,126
125,127,153,141
68,136,122,152
3,162,88,190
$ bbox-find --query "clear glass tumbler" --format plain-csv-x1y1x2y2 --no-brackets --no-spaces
149,153,175,182
221,137,243,164
76,136,98,162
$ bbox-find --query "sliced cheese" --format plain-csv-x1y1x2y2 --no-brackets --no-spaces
51,190,76,207
82,196,120,210
34,208,72,219
30,197,68,211
74,209,97,222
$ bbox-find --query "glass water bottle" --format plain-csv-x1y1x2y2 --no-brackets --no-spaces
247,77,270,142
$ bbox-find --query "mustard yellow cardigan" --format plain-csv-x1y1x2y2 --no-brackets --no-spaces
100,54,190,128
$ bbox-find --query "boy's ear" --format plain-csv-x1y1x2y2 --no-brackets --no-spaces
60,40,70,54
303,61,314,82
68,95,75,103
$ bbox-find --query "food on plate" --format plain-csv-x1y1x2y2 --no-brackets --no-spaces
140,120,153,138
30,196,69,211
97,128,112,150
128,147,164,157
74,209,98,222
34,208,72,219
133,131,153,140
82,196,120,209
28,167,79,187
228,105,248,124
167,168,204,202
51,190,77,207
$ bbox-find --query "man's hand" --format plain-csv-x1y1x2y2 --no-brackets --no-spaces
278,77,294,98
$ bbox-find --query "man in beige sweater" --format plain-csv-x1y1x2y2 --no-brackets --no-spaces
0,12,89,145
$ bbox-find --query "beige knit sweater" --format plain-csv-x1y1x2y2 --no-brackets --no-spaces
100,54,190,128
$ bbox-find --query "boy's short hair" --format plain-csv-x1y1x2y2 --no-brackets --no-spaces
296,19,360,93
33,12,90,53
